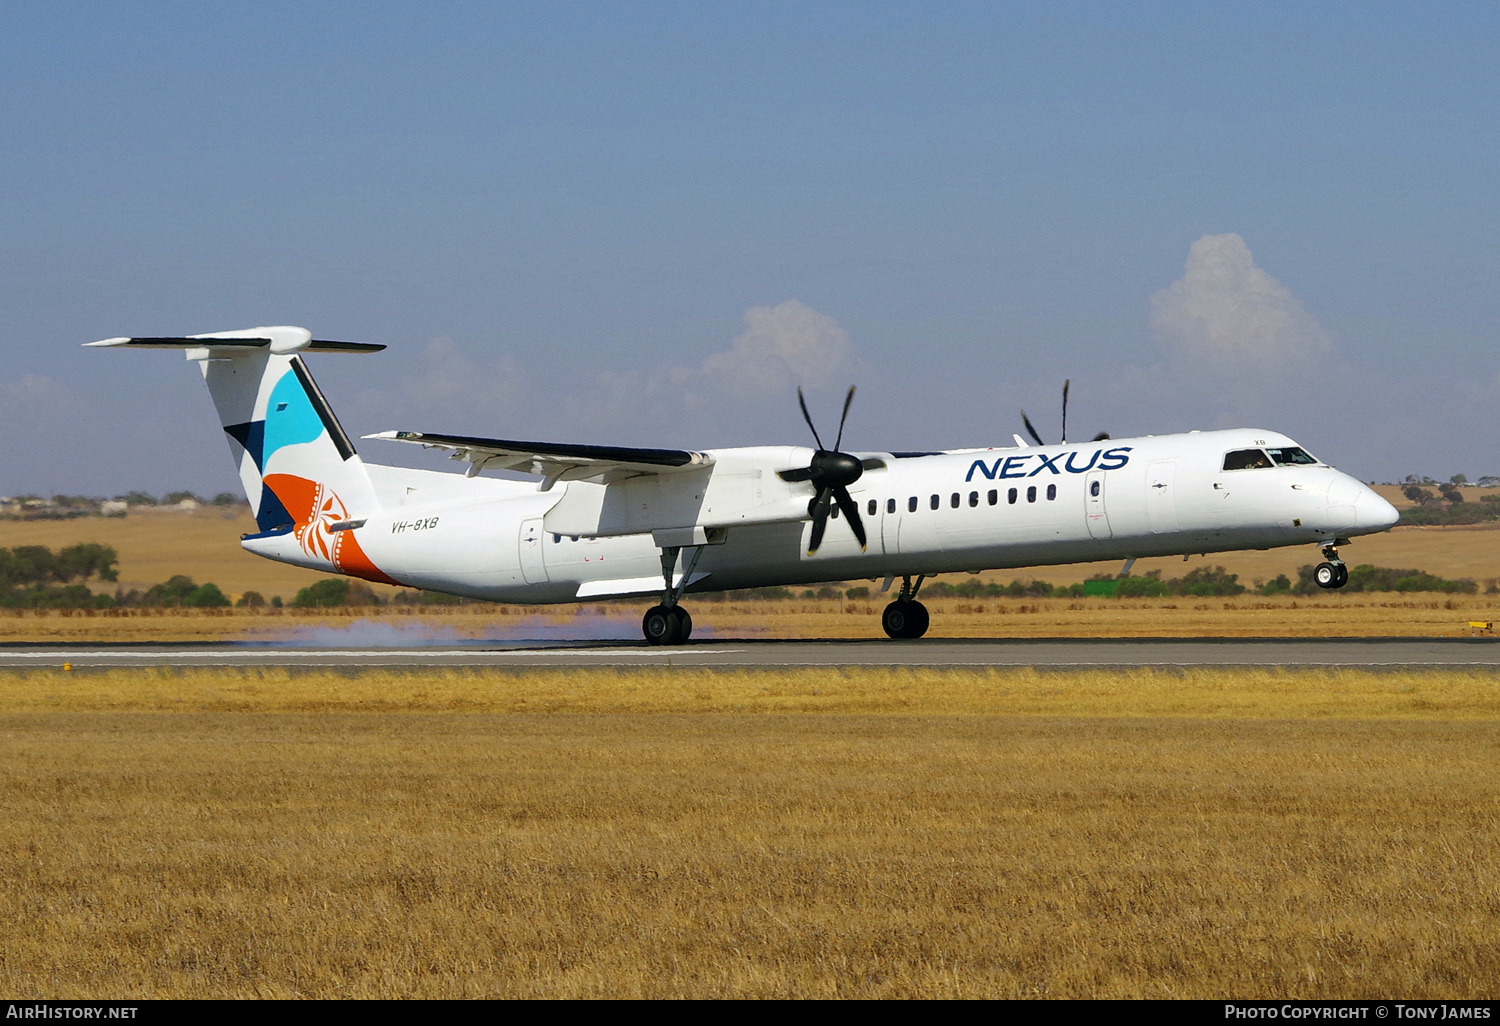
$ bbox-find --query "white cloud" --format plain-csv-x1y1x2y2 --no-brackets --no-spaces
698,299,857,396
366,302,863,446
413,336,529,409
1150,233,1335,370
2,372,68,405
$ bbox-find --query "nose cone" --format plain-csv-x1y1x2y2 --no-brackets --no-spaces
1356,486,1400,531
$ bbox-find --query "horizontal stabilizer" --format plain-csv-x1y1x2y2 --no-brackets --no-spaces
86,326,384,355
366,430,714,484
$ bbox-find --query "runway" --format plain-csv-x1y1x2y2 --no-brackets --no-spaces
2,637,1498,669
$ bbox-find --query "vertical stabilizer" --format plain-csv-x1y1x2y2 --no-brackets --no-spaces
88,327,398,585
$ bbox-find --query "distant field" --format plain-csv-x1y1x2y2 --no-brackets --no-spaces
2,503,1498,608
2,665,1497,998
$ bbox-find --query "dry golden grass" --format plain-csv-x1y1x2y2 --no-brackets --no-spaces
2,591,1499,643
5,665,1500,720
1,667,1499,998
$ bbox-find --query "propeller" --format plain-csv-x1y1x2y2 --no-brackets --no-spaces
778,386,871,555
1021,379,1109,445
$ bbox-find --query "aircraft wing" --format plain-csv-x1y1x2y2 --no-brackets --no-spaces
365,430,714,486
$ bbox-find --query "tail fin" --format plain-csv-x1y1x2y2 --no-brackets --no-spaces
88,326,398,584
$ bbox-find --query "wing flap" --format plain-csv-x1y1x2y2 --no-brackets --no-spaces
366,430,714,484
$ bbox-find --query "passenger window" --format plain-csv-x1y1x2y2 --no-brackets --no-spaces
1046,483,1057,501
552,534,561,543
868,499,876,516
987,489,997,506
969,491,979,507
888,498,896,514
951,493,960,509
908,496,918,513
1090,480,1100,497
930,494,939,510
830,504,839,519
1008,488,1018,504
1027,486,1037,503
1223,449,1274,471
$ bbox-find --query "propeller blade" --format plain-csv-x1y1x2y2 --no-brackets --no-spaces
832,486,867,550
1061,379,1070,445
833,385,856,452
1021,410,1045,447
777,466,816,482
807,488,833,554
796,387,826,451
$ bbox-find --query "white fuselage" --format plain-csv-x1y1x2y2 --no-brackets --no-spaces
243,427,1398,603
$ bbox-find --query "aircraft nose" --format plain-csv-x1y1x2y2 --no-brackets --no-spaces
1356,486,1400,531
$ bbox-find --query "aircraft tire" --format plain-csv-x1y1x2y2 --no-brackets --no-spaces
882,599,930,639
671,606,693,642
642,605,682,645
1314,561,1347,590
906,600,930,638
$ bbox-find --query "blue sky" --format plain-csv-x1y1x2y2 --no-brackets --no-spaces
2,2,1497,495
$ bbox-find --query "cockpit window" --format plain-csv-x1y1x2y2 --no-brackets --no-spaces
1266,446,1318,466
1223,449,1274,471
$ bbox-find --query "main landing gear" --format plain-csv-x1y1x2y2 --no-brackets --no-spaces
882,575,931,639
1314,542,1349,590
642,543,706,645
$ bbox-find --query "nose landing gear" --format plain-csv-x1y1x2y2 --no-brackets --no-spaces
882,574,931,639
1314,542,1349,590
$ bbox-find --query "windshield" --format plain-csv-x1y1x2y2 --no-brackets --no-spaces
1222,449,1273,471
1266,446,1319,466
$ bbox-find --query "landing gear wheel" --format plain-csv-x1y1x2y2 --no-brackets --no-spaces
671,606,692,643
1314,561,1348,590
642,605,683,645
882,599,930,639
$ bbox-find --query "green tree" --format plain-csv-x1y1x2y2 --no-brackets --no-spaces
186,583,231,607
144,575,199,606
56,543,119,583
293,578,351,607
1171,565,1246,596
1259,574,1292,595
6,546,59,586
1116,571,1171,597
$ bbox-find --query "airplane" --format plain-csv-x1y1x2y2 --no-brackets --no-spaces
87,325,1401,644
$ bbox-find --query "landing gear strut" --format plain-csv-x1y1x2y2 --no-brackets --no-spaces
642,544,704,645
882,575,930,639
1314,542,1349,590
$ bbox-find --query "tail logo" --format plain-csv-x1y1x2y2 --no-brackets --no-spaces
261,472,401,586
294,481,350,565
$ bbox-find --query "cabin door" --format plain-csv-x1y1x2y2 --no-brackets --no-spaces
518,518,548,583
1145,460,1180,534
1084,470,1112,539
